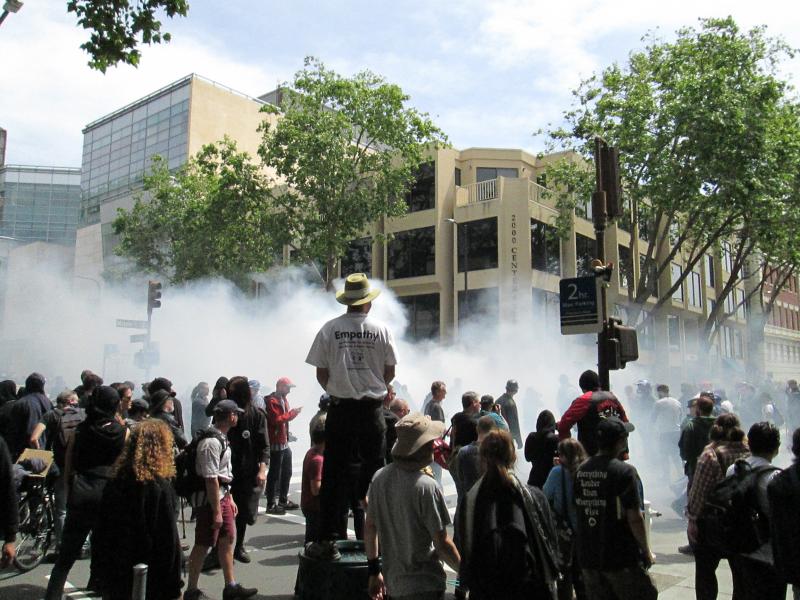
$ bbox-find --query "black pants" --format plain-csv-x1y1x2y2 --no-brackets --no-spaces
45,507,98,600
729,555,787,600
694,543,723,600
319,399,385,541
304,509,320,544
266,447,292,506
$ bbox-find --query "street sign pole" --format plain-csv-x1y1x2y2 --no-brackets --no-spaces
593,137,611,391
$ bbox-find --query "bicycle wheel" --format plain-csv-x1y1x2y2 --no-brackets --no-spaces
14,497,52,571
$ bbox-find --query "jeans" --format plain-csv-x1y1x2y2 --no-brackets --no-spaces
52,472,67,550
266,447,292,506
693,543,723,600
45,507,98,600
319,399,385,541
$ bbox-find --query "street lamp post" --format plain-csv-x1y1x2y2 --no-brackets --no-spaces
0,0,23,27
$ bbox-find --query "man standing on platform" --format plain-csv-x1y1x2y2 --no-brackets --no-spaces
304,273,398,561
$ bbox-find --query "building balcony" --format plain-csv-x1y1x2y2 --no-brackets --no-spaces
456,177,548,208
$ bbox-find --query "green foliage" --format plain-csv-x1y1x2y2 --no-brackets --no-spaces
113,139,286,289
542,17,800,333
67,0,188,72
259,57,448,288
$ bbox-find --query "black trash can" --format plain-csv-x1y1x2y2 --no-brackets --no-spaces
295,540,375,600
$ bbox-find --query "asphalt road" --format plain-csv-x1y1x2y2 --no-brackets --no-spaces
1,453,789,600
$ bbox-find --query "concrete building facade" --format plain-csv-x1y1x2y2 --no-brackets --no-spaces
75,74,273,282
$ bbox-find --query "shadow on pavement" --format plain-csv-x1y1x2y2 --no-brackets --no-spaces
258,554,301,568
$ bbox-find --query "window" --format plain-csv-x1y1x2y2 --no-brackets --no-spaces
668,315,681,350
639,255,658,298
531,219,561,275
341,237,372,277
671,263,684,302
458,287,499,326
532,289,561,335
575,197,593,221
636,310,655,350
735,289,746,320
458,217,498,272
706,254,716,286
387,226,436,279
575,234,597,277
688,271,702,307
618,245,633,288
476,167,518,182
724,290,735,315
454,167,462,187
721,241,735,273
398,294,440,342
406,161,435,212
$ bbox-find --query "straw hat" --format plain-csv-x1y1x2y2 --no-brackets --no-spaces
336,273,381,306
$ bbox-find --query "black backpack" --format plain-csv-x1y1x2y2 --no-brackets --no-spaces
54,407,85,468
698,456,779,557
174,428,228,500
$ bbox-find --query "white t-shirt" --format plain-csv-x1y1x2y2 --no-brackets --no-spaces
306,312,398,400
653,396,682,434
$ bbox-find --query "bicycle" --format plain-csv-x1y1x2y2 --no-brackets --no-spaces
14,474,56,571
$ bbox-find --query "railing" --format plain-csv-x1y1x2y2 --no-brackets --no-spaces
528,179,547,204
466,178,497,204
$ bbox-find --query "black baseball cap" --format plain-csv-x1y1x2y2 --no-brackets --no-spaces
213,399,244,414
596,416,635,444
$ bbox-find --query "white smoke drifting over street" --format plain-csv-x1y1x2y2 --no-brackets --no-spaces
2,263,685,510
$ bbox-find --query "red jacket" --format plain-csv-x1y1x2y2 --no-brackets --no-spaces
265,392,294,447
557,390,628,455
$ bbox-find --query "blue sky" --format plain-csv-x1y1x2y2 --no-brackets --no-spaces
2,1,800,167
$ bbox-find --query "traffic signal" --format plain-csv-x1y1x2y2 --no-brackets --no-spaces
147,280,162,312
603,317,639,370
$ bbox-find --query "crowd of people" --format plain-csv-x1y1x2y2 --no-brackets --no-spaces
0,272,798,600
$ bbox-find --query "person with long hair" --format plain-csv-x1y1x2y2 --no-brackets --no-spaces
687,413,750,600
543,438,588,600
93,419,182,600
205,376,230,417
45,386,128,600
525,409,560,488
458,429,559,599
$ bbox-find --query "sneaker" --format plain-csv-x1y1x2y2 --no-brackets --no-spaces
280,500,300,511
267,504,286,515
185,589,214,600
202,550,221,571
304,540,341,561
222,583,258,600
234,546,251,564
678,544,694,555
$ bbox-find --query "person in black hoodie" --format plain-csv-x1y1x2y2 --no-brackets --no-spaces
148,377,185,432
94,419,182,600
525,410,560,488
226,376,269,564
45,386,127,600
150,389,188,450
5,373,52,459
205,376,230,417
0,379,17,408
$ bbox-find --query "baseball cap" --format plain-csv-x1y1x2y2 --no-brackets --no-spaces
213,399,244,414
248,379,261,389
596,416,635,444
277,376,296,388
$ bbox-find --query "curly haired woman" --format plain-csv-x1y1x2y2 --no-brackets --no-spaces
94,419,183,600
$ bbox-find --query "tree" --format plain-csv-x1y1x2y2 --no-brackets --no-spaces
67,0,188,72
541,17,800,354
259,57,447,289
113,138,287,289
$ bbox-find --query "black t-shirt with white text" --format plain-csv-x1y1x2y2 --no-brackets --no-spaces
575,454,642,570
